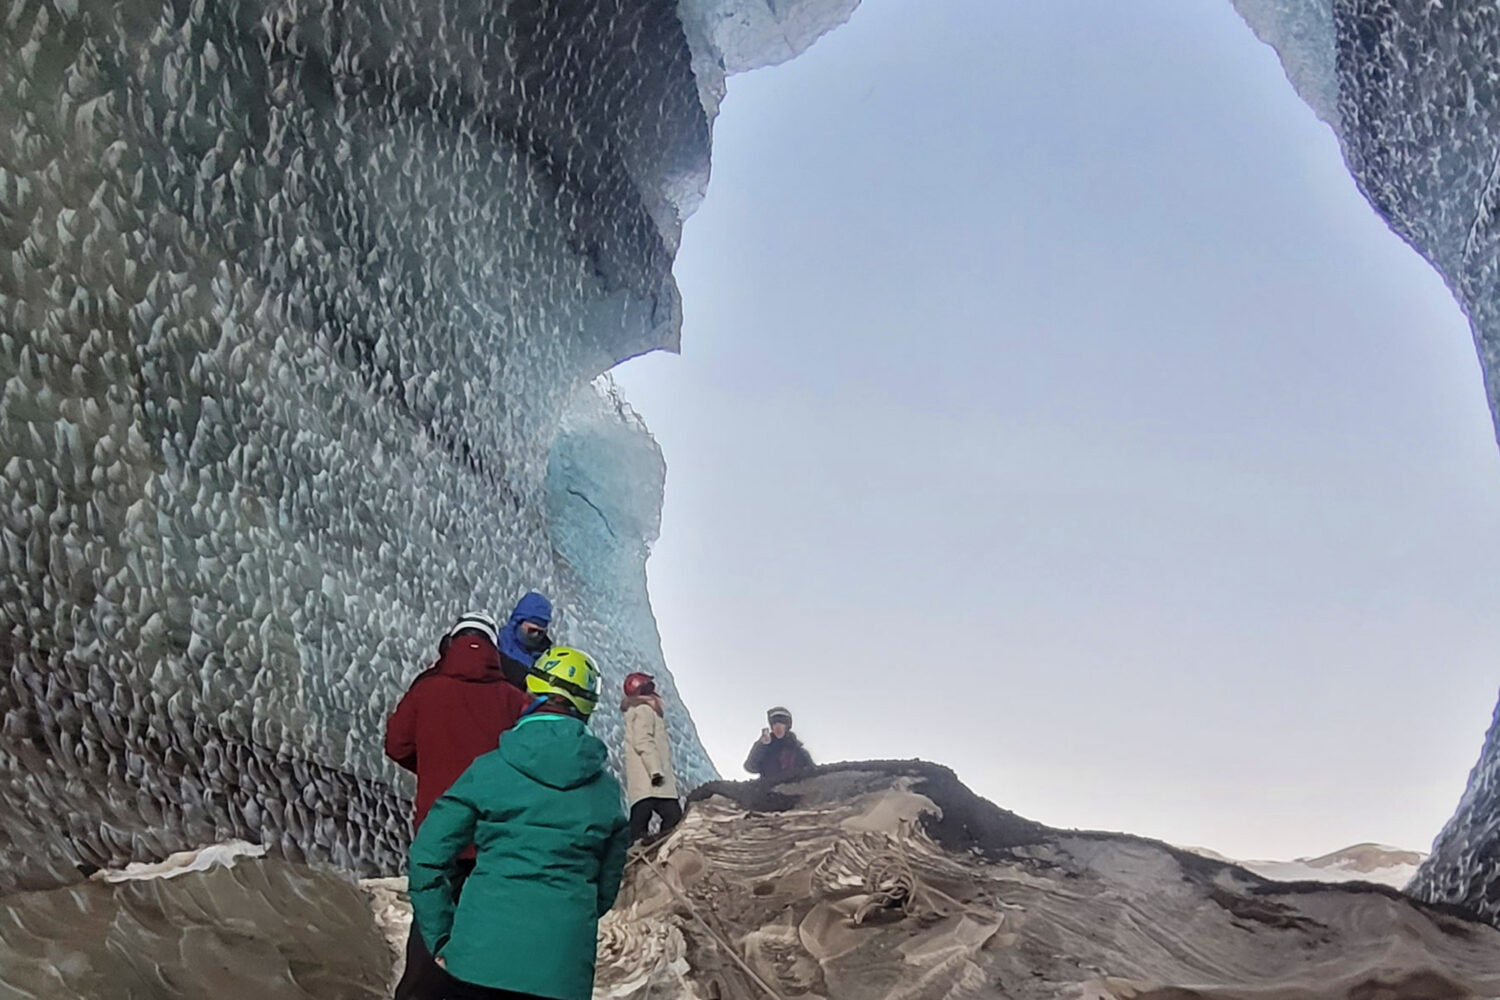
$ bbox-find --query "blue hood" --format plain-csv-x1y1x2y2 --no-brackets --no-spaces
498,591,552,668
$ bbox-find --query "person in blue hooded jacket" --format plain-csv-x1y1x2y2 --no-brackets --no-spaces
497,591,553,689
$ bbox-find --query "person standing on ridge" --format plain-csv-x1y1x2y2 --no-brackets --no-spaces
384,612,531,1000
744,706,814,783
621,671,682,843
497,591,553,690
409,646,629,1000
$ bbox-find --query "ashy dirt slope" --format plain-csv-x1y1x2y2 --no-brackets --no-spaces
2,760,1494,1000
595,762,1500,1000
0,859,389,999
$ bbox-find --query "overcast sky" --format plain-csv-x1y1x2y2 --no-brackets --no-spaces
613,0,1500,861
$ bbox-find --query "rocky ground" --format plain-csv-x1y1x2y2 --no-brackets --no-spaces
595,762,1500,1000
3,761,1497,999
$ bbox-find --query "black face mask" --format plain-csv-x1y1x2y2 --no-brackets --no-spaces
519,629,550,653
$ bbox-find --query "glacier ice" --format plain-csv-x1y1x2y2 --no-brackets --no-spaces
547,378,715,794
0,0,729,889
676,0,861,124
1231,0,1500,927
1410,695,1500,920
1228,0,1340,129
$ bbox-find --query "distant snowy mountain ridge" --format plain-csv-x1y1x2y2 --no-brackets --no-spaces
1186,842,1426,891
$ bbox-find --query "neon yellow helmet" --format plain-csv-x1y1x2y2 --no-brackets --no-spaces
526,647,601,717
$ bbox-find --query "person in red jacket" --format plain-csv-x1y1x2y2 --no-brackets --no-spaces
385,611,530,1000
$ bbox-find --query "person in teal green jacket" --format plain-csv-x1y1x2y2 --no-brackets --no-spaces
408,646,630,1000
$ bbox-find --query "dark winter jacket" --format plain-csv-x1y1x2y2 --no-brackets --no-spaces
744,732,813,782
409,713,629,1000
384,635,531,832
497,591,552,688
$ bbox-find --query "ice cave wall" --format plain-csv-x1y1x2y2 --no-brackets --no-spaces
1230,0,1500,928
0,0,857,889
6,0,1497,930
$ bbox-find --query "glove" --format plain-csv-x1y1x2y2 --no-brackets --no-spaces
651,773,665,788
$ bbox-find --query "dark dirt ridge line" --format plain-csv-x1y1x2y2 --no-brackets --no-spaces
686,758,1487,933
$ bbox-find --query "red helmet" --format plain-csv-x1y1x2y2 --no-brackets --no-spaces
623,672,655,697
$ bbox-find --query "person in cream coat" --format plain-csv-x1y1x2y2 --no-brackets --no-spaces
620,672,682,842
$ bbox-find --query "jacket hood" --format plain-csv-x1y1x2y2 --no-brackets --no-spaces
499,591,553,668
621,694,664,716
500,714,607,790
507,592,553,628
438,635,504,682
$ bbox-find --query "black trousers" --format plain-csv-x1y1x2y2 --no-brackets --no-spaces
396,858,476,1000
629,796,683,842
441,975,549,1000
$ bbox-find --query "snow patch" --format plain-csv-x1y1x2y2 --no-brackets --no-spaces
1181,842,1426,891
90,840,267,883
360,875,412,993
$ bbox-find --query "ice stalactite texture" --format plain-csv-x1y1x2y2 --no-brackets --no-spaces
0,0,737,890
